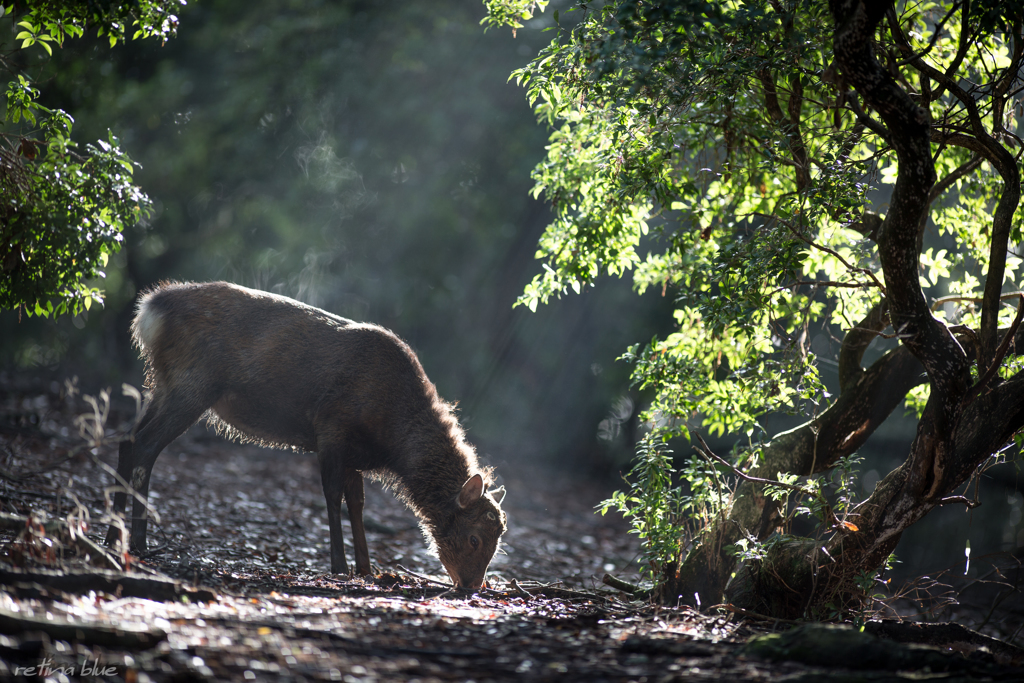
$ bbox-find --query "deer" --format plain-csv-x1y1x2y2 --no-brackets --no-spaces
105,281,507,589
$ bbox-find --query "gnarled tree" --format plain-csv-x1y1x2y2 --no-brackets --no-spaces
486,0,1024,616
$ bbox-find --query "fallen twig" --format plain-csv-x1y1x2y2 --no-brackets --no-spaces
396,564,452,588
0,511,122,571
0,567,216,603
714,603,805,626
602,573,639,595
508,577,531,598
0,605,166,649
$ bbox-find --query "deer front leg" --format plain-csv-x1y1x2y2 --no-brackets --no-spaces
318,449,349,574
343,468,371,576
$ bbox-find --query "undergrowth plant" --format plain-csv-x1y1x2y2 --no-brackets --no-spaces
599,433,687,583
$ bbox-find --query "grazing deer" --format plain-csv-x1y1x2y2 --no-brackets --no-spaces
106,281,506,588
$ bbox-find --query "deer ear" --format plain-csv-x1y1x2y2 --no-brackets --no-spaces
458,474,484,508
490,485,506,504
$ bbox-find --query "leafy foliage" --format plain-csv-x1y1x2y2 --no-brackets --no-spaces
1,1,181,317
489,0,1024,600
13,0,182,47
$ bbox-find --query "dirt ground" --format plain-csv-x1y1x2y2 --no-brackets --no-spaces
2,375,1024,682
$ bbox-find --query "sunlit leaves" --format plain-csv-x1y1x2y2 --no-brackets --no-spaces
598,433,693,578
1,79,150,317
16,20,56,55
1,3,172,316
500,0,856,439
7,0,185,49
481,0,549,32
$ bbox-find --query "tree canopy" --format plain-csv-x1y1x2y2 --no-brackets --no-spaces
489,0,1024,615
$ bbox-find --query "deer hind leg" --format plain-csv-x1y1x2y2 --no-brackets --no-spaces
107,387,211,552
105,406,159,547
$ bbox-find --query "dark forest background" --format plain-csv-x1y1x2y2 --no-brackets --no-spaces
1,0,674,476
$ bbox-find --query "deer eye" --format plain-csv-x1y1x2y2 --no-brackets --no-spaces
486,512,496,521
470,535,480,550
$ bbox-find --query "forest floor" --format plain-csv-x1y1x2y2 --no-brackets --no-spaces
2,374,1024,682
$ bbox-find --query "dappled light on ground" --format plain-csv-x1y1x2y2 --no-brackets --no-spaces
2,378,1023,681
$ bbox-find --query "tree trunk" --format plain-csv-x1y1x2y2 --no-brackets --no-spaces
672,343,924,607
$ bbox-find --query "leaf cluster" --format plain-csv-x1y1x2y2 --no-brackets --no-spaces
10,0,183,49
504,0,843,440
1,1,178,317
599,433,695,579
